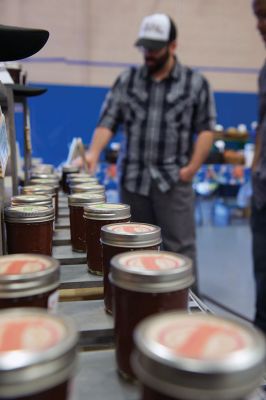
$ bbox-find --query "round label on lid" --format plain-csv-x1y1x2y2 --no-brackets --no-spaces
106,223,156,235
72,193,103,199
0,256,51,275
147,314,252,361
117,252,184,272
9,205,48,213
0,315,66,352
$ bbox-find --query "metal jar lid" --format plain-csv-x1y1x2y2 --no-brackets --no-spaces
4,205,55,223
110,251,194,292
133,312,266,400
84,203,131,221
0,307,78,398
11,194,53,208
21,185,56,196
67,172,92,179
68,192,105,207
71,183,105,194
68,176,98,186
62,164,79,173
32,164,54,174
101,223,161,248
0,254,59,298
30,173,60,181
29,178,60,189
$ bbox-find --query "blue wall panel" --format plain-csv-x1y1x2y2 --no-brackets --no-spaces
14,84,258,167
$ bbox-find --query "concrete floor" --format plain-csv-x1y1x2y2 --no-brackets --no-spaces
196,203,255,321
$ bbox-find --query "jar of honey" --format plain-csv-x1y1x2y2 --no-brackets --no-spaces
84,203,131,275
62,164,79,193
0,307,78,400
68,193,105,252
101,223,161,314
110,251,194,380
133,312,266,400
0,254,60,311
4,206,54,256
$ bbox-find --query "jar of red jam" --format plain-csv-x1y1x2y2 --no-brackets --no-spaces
71,183,105,195
0,307,78,400
84,203,131,276
101,223,162,314
62,164,79,193
68,193,105,252
4,206,54,256
110,251,194,380
29,178,60,220
11,194,53,209
0,254,60,311
133,312,266,400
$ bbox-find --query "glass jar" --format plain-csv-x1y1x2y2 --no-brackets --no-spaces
68,193,105,252
62,164,79,193
84,203,131,276
5,206,54,256
0,254,60,311
110,251,194,380
0,307,78,400
29,178,60,220
71,183,105,195
133,312,266,400
101,223,162,314
11,194,53,209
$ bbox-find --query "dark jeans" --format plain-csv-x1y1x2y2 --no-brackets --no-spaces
251,201,266,333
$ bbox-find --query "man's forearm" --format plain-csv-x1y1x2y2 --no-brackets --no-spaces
188,130,214,173
89,126,113,157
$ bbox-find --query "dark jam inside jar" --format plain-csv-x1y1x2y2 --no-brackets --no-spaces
102,243,160,314
5,221,53,256
0,289,58,310
114,286,188,380
141,386,177,400
69,205,86,252
85,218,130,276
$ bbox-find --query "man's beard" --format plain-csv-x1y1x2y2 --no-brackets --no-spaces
145,49,170,75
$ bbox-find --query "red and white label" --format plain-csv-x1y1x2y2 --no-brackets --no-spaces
0,257,50,275
0,316,66,352
119,253,182,272
107,223,156,235
151,316,250,360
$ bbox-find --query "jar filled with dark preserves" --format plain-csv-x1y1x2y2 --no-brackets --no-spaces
110,251,194,380
101,223,162,314
133,312,266,400
62,164,79,193
68,192,105,252
71,183,105,195
11,194,53,209
29,178,60,220
0,254,60,311
0,307,78,400
84,203,131,276
4,206,54,256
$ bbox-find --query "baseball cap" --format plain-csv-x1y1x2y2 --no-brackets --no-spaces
135,13,177,51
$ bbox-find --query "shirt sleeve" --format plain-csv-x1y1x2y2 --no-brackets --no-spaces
97,69,129,134
193,76,216,133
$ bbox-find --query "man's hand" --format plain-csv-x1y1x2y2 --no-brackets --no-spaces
72,151,99,174
179,165,196,182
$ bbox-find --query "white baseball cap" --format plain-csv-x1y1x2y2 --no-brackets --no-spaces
135,13,177,50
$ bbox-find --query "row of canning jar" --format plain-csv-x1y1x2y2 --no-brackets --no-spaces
0,164,265,399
